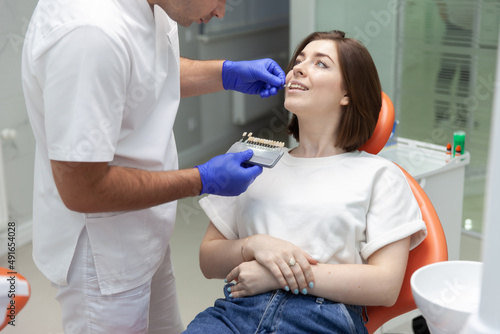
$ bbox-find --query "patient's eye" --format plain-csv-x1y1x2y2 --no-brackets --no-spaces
316,61,328,68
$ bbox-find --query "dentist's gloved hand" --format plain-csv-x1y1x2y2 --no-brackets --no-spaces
222,58,286,98
196,150,263,196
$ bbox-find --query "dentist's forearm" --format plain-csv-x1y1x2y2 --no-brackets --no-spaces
180,57,224,97
51,160,202,213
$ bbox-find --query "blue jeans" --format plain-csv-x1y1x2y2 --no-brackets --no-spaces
183,284,368,334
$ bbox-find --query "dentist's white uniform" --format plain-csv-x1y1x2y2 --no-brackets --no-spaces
22,0,184,332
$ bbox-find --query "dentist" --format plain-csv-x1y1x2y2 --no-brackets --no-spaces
21,0,285,333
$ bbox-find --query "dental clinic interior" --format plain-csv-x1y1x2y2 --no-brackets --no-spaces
1,0,500,333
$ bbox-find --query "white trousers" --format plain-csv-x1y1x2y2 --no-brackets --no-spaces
53,228,184,334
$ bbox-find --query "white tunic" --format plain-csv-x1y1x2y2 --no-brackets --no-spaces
22,0,180,294
200,150,427,264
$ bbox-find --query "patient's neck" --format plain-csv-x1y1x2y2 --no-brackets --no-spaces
289,140,345,158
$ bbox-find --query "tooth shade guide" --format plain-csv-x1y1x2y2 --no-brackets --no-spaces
239,132,284,150
230,133,285,168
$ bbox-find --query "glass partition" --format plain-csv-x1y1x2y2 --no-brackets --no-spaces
396,0,499,234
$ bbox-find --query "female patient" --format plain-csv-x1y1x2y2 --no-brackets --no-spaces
183,30,427,334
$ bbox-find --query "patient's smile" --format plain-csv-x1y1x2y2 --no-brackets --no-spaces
288,83,309,91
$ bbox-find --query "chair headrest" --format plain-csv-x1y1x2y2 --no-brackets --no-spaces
359,92,395,155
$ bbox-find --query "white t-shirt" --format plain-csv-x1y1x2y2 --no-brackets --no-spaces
22,0,180,294
200,150,427,264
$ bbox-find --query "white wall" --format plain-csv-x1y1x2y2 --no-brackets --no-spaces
0,0,38,253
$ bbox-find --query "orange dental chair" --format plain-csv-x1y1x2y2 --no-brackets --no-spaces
0,267,31,331
361,92,448,333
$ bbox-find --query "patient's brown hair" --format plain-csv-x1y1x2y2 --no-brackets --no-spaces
286,30,382,152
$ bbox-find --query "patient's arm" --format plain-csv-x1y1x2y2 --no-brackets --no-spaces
225,261,281,297
307,236,411,307
199,222,316,295
223,236,410,307
200,222,410,306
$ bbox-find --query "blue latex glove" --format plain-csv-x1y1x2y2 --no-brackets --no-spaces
222,58,286,98
196,150,263,196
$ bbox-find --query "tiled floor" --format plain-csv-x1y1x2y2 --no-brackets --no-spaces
0,202,483,334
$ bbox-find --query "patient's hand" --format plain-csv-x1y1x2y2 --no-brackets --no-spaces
243,235,318,295
225,260,281,298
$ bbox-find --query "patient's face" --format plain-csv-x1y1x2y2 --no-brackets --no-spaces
284,40,347,116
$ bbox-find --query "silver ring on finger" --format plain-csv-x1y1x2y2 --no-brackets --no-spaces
288,257,296,267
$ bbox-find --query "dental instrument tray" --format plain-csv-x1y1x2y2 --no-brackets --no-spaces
227,132,285,168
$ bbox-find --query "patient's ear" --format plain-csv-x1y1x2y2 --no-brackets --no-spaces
340,94,349,106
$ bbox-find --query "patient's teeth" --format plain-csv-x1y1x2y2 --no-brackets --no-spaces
289,84,307,90
284,83,308,90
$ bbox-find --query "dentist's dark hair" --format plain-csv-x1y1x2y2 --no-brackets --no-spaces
286,30,382,152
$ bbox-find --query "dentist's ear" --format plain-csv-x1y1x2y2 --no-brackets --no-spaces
340,94,349,106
